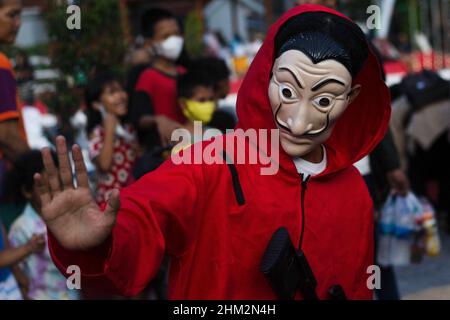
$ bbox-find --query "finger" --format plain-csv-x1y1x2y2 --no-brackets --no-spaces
42,147,61,196
34,173,51,206
72,144,89,188
56,136,74,190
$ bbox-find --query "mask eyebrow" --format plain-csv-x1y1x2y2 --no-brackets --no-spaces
311,78,346,92
277,67,304,89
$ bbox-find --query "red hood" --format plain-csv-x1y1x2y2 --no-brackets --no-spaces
235,4,391,177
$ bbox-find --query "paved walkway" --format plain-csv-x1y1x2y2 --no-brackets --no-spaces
403,285,450,300
395,232,450,300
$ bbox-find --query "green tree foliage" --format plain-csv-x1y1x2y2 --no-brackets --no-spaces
184,10,205,59
339,0,373,21
44,0,126,143
46,0,126,76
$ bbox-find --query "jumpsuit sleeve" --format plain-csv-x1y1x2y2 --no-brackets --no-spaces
48,154,202,297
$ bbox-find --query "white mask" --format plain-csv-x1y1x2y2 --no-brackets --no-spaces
155,35,184,61
268,50,360,158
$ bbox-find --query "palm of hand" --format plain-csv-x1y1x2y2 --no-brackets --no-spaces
35,137,119,251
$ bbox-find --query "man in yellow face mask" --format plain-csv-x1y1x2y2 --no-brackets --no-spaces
172,70,220,152
182,99,216,124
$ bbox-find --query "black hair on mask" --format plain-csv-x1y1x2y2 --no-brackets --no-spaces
274,12,368,78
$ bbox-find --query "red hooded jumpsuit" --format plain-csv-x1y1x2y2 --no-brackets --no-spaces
48,4,391,300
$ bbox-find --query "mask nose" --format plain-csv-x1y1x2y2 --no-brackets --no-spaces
287,102,315,136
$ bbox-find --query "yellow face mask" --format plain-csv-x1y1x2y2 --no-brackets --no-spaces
182,99,216,123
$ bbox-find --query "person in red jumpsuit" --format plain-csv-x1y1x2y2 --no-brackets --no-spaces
35,4,391,300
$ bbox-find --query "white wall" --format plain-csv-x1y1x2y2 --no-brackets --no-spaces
204,0,264,43
15,7,49,48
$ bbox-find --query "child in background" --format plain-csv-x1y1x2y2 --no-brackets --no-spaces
189,57,231,101
133,8,186,145
86,72,137,205
0,218,44,300
172,70,219,153
0,224,43,300
7,150,79,300
188,57,236,133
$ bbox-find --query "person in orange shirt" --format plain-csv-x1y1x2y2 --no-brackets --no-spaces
0,0,32,299
0,0,28,162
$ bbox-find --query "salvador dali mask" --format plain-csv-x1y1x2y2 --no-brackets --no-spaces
268,50,361,158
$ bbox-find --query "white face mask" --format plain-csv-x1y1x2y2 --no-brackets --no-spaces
155,35,184,61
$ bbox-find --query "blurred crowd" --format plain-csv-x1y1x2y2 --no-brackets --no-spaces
0,5,240,300
0,1,449,300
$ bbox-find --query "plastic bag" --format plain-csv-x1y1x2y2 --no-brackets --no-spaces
377,192,424,266
393,193,423,237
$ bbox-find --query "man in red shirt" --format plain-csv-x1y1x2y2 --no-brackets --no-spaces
130,8,186,148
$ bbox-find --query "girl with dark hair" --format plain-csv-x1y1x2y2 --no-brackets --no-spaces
85,72,137,205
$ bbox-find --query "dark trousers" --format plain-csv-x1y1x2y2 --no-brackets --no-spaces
408,131,450,230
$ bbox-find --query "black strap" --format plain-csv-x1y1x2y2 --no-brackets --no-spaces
222,151,245,206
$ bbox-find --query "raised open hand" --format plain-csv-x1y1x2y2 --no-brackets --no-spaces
34,136,120,251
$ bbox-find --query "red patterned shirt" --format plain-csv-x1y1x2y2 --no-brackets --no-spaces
89,124,137,205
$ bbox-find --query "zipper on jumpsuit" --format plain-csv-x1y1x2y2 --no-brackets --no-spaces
295,173,319,300
298,173,310,250
297,173,348,300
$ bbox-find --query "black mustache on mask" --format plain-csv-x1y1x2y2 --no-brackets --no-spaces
274,103,330,137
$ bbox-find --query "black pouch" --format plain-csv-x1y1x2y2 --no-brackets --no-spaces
260,227,318,300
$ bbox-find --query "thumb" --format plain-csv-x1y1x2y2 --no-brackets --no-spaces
105,189,120,219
